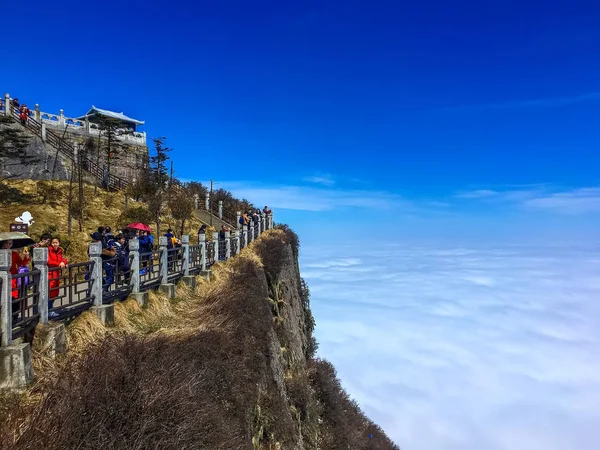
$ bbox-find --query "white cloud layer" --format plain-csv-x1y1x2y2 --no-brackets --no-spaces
225,182,412,212
301,241,600,450
457,186,600,214
303,173,336,186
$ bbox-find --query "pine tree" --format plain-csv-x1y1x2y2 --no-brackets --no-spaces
147,137,172,237
97,117,128,188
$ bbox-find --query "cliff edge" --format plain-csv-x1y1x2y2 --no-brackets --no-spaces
0,228,398,450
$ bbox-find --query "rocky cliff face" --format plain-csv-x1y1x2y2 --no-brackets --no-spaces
0,120,71,180
0,228,398,450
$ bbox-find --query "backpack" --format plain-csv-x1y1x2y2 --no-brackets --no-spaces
16,266,30,288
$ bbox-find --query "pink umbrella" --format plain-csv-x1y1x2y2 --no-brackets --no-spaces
126,222,152,232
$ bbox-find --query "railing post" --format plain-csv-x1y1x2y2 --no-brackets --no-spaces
218,200,223,219
205,192,209,210
269,213,274,229
199,233,207,271
234,230,240,256
34,104,40,122
225,231,231,259
4,94,10,117
182,235,190,276
242,228,248,249
0,250,12,347
129,238,140,293
41,122,47,142
89,242,103,307
262,213,267,233
159,237,168,284
32,248,49,325
236,211,241,230
212,232,218,262
158,237,176,298
249,223,255,242
0,249,34,388
194,194,199,210
59,109,65,128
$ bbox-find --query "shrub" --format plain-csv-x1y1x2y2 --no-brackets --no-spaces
36,180,62,205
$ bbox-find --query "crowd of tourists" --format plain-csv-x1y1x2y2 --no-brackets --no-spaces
238,206,271,232
0,224,174,319
1,206,272,322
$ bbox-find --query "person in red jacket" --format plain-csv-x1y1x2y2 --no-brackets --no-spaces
0,239,31,300
47,237,67,318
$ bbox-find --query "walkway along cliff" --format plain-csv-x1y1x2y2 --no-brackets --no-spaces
0,227,399,450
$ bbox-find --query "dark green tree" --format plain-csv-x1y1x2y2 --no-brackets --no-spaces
97,117,129,188
170,185,195,236
146,137,172,236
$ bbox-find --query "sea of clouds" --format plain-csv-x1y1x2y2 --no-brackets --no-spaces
300,241,600,450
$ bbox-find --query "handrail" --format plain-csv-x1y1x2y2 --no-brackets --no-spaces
0,216,274,346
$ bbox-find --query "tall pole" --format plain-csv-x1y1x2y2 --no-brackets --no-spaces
209,179,213,227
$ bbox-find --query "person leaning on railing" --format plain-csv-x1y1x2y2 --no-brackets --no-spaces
0,238,30,324
89,232,116,291
47,237,67,319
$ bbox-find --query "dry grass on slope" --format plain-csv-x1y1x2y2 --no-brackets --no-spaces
0,179,204,263
0,236,296,450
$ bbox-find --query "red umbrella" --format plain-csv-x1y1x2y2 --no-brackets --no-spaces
126,222,152,232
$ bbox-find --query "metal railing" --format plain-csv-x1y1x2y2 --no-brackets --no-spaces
11,269,41,341
139,250,162,290
166,247,184,283
100,255,132,303
46,262,95,319
0,214,274,347
205,241,216,268
189,244,203,273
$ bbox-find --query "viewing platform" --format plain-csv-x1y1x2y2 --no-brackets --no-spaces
2,94,147,147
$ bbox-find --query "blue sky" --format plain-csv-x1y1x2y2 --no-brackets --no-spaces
4,1,600,448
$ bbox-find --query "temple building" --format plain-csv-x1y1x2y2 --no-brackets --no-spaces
76,106,145,132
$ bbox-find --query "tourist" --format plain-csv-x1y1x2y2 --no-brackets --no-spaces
240,212,249,230
104,226,115,246
12,98,20,110
0,238,30,324
19,104,30,125
247,210,254,232
47,237,67,319
114,233,130,283
90,231,116,291
164,228,175,250
219,225,229,241
1,238,30,298
138,231,154,275
262,205,272,215
32,233,52,249
253,209,261,229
